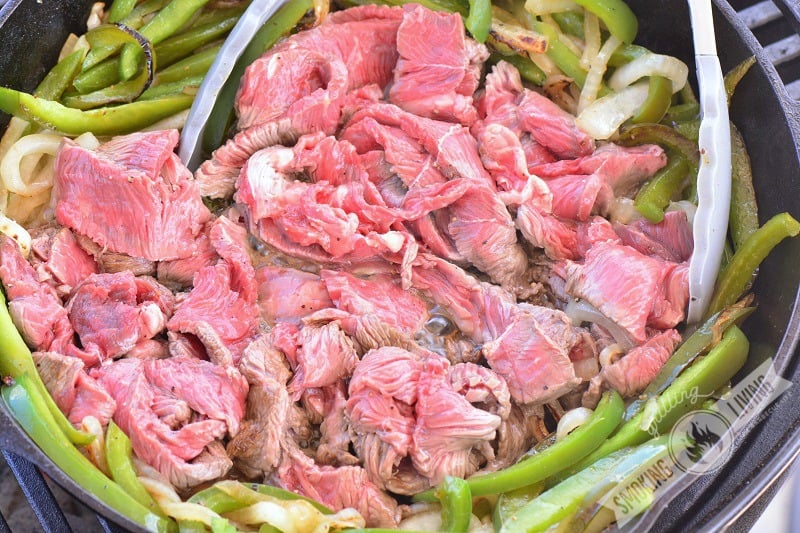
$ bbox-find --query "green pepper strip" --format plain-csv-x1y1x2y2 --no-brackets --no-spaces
489,52,546,85
118,0,213,84
154,14,239,69
120,0,172,29
105,421,165,517
662,102,700,124
189,5,247,29
549,11,647,68
107,0,138,23
530,21,609,95
724,56,756,106
567,326,749,475
500,437,671,533
72,59,121,95
625,302,753,419
2,376,171,532
729,123,759,251
492,481,545,531
552,11,584,38
437,476,471,533
465,0,491,42
141,76,203,101
608,43,648,67
35,50,83,101
138,0,212,45
65,25,157,110
156,44,220,84
414,390,624,502
631,76,672,124
0,88,194,136
178,520,206,533
572,0,638,44
0,292,93,446
633,153,689,223
202,0,313,154
707,213,800,317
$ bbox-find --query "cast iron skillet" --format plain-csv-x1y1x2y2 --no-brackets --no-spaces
1,1,799,531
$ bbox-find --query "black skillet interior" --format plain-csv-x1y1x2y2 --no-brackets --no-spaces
0,0,799,531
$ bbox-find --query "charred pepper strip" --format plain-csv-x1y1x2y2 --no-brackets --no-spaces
105,421,164,516
729,123,759,250
706,213,800,317
724,56,756,106
437,476,472,533
662,102,700,123
202,0,314,154
631,76,672,124
0,292,93,446
499,437,671,533
465,0,491,42
490,52,546,85
0,88,194,136
633,153,689,223
567,326,749,476
572,0,638,44
414,391,624,502
2,376,171,532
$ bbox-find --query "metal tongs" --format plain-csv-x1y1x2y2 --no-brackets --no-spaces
686,0,731,323
178,0,286,170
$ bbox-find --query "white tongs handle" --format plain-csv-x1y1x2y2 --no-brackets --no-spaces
686,0,731,323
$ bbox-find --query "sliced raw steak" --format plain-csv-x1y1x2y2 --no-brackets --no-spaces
94,358,233,489
255,266,332,324
388,4,487,124
67,272,173,360
33,351,116,426
54,130,211,261
564,242,689,343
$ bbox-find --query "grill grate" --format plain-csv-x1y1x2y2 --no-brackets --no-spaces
0,1,799,532
737,0,800,98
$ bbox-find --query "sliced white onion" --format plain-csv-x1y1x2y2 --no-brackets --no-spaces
598,343,625,367
142,109,191,132
608,53,689,93
609,196,644,224
578,34,622,114
0,215,32,257
576,81,650,140
75,131,101,150
0,133,62,196
565,299,635,350
525,0,580,15
580,12,601,70
557,407,594,441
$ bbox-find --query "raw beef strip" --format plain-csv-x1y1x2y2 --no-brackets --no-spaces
388,4,487,124
33,351,116,426
55,130,211,261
